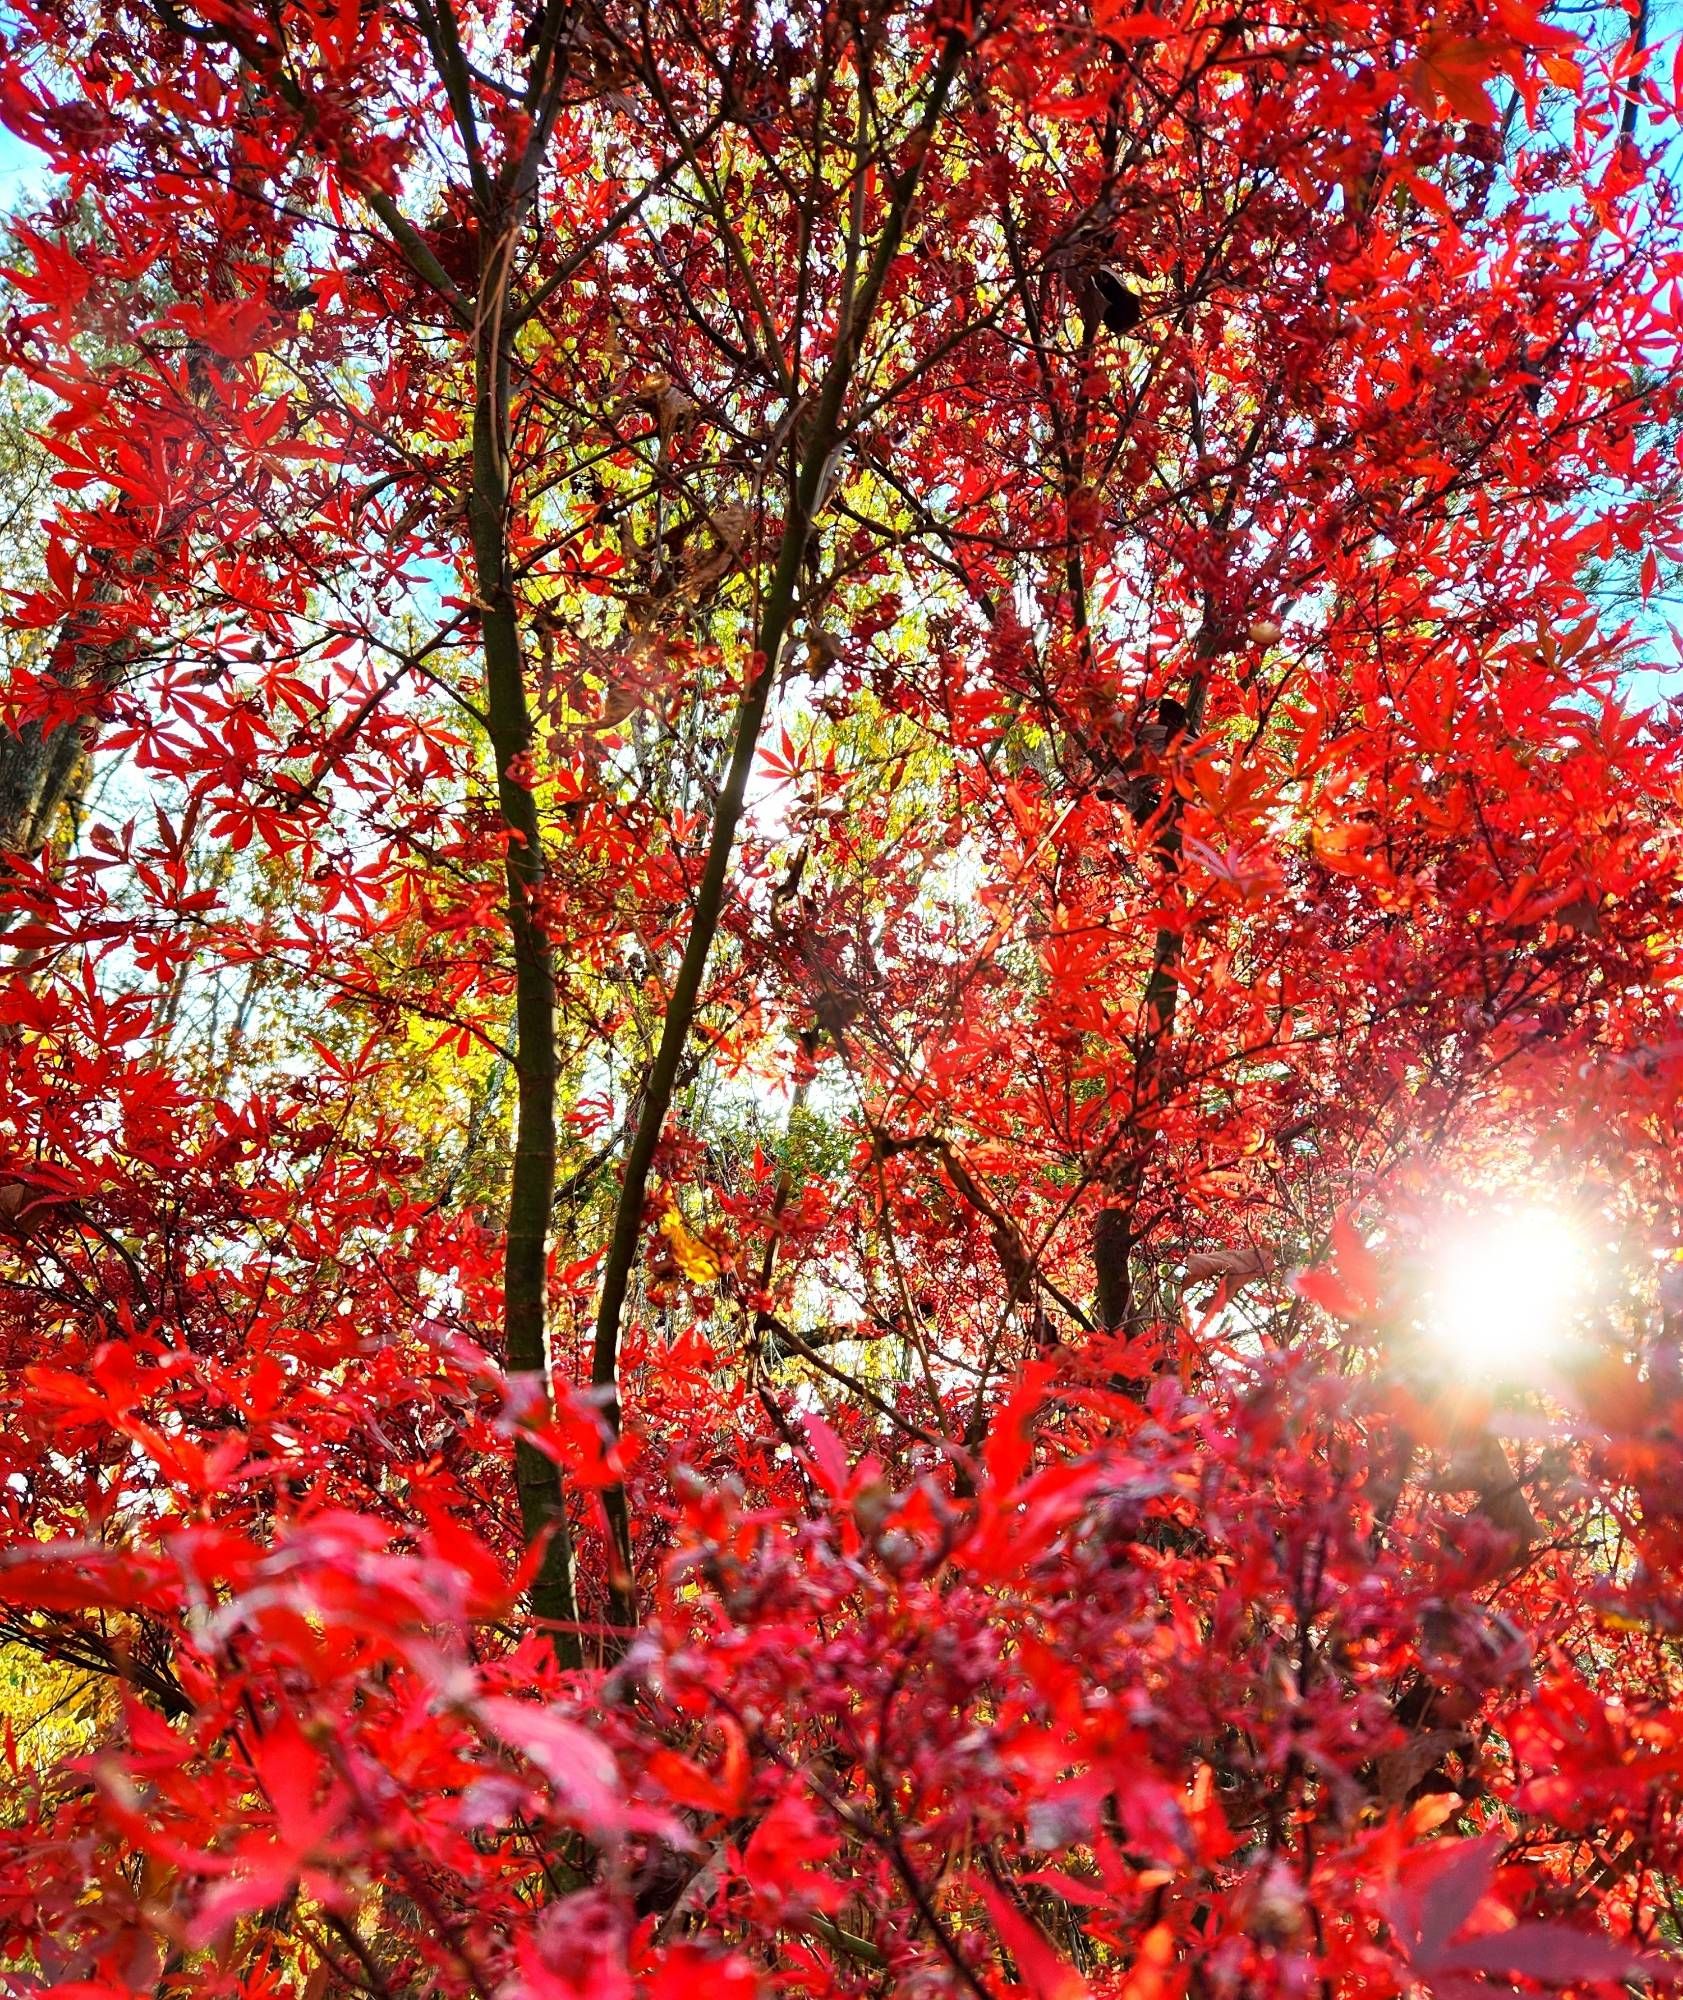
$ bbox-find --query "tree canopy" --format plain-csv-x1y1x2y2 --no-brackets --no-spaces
2,0,1683,1993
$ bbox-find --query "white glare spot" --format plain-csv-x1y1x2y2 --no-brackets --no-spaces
1425,1206,1588,1375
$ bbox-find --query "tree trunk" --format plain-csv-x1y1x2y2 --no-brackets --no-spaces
468,286,580,1670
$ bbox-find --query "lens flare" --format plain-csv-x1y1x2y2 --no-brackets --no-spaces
1424,1205,1588,1374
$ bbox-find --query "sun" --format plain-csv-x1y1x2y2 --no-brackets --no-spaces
1423,1204,1591,1375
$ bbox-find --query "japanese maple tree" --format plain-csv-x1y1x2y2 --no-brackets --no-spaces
0,0,1682,1992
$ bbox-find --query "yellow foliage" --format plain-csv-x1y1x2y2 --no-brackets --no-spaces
0,1642,112,1776
659,1208,722,1284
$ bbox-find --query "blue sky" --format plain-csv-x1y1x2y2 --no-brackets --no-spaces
0,112,40,203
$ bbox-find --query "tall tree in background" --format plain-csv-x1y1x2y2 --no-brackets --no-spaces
1,0,1683,1993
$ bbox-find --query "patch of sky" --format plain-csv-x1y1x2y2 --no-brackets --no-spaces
0,120,42,204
